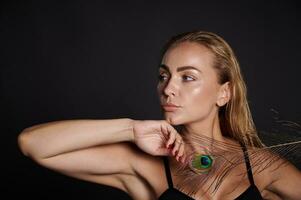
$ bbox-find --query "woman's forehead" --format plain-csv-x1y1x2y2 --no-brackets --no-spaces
159,64,202,74
161,42,214,72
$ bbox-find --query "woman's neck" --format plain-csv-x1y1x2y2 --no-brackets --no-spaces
181,113,224,142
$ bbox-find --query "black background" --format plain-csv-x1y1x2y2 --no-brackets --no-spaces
1,1,300,199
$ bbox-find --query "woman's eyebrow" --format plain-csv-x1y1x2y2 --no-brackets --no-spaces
159,64,202,73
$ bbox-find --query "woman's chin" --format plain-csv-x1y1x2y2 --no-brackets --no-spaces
164,115,182,125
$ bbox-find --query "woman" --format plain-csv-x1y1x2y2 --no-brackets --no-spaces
18,31,301,200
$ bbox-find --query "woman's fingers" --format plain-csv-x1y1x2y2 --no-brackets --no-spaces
172,137,181,155
161,122,186,162
165,125,176,148
176,142,185,162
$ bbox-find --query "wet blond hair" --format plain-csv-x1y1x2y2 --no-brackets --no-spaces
161,31,263,147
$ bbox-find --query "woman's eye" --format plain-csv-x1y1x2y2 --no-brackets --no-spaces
158,74,168,82
183,75,195,81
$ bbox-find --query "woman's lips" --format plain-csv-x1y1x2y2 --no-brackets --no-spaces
162,105,180,112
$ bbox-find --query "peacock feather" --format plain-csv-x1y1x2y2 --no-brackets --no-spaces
171,116,301,198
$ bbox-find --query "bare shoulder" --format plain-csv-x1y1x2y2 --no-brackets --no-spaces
90,142,167,200
245,145,279,187
246,145,301,197
122,143,168,200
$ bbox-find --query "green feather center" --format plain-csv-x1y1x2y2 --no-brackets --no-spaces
192,154,213,170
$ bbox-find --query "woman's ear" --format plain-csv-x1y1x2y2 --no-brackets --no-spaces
216,82,231,107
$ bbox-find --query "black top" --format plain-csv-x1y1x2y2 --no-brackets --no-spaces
159,144,263,200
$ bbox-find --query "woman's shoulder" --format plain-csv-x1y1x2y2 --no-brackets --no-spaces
117,141,167,180
120,142,168,199
244,143,299,188
245,144,301,198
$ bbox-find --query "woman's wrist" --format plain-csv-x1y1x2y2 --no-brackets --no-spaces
125,118,135,143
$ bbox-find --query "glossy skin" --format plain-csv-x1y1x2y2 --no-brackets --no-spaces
157,42,230,141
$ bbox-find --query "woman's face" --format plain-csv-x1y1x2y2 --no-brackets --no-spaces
157,42,224,125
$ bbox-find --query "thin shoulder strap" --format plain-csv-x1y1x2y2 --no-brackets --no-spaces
163,156,174,188
240,143,256,186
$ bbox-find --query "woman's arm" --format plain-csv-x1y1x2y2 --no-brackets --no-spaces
18,118,134,159
18,118,184,197
18,118,137,191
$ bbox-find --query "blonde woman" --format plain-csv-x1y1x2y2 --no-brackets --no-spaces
18,31,301,200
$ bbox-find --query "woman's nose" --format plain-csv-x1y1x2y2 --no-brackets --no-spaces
163,79,178,97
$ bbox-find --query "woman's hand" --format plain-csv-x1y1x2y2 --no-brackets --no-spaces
133,120,186,163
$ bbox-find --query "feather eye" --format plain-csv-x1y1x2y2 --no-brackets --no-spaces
191,154,214,174
173,135,246,197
